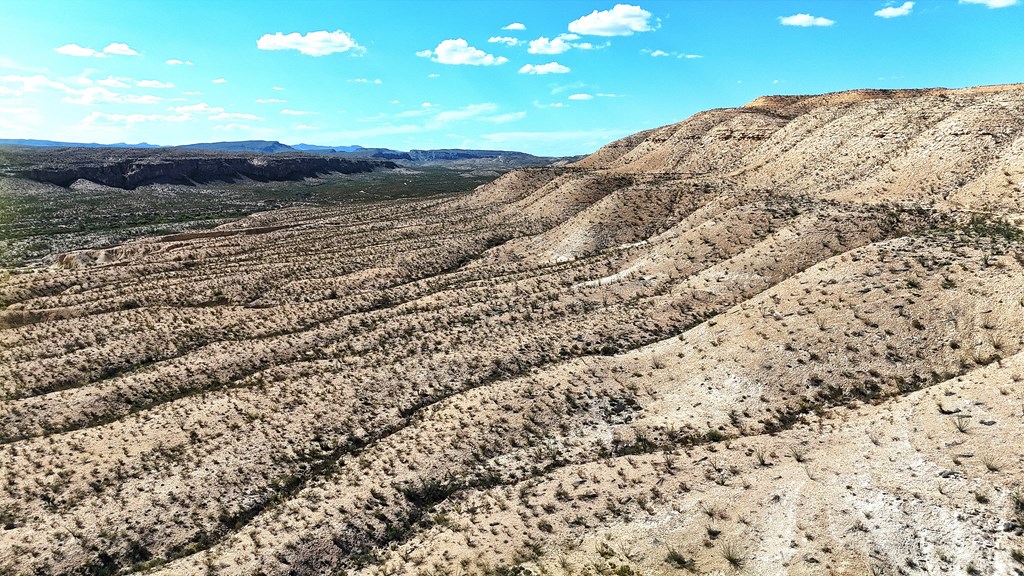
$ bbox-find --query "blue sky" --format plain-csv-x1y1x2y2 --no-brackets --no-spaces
0,0,1022,155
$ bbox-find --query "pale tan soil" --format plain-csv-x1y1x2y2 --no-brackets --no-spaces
1,85,1024,576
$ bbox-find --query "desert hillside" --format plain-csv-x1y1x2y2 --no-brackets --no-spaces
1,85,1024,575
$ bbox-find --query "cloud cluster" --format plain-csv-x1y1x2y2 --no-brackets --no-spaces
960,0,1017,7
779,13,835,26
417,39,508,66
257,30,364,56
54,42,140,58
875,2,914,17
568,4,656,36
527,33,595,54
488,36,521,46
502,22,526,31
518,62,570,75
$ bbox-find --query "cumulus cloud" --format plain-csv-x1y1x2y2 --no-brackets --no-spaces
166,59,193,65
875,1,914,17
568,4,655,36
272,86,285,91
54,44,101,57
417,39,508,65
960,0,1017,6
351,78,383,84
281,109,316,115
568,93,593,100
103,43,139,56
256,98,287,103
526,35,597,54
257,30,364,56
502,22,526,30
489,36,522,46
136,80,174,89
212,78,227,83
779,13,835,26
55,42,140,57
519,62,570,74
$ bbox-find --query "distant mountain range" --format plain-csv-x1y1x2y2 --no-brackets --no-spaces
0,139,575,167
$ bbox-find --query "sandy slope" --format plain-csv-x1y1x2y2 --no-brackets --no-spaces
1,85,1023,575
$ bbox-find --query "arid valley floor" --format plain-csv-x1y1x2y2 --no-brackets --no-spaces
2,85,1024,575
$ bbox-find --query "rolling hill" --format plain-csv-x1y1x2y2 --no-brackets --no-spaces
1,84,1023,575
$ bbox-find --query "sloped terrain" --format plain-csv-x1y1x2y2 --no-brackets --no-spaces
1,85,1023,576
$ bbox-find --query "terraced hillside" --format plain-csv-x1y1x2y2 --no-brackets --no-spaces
1,85,1024,575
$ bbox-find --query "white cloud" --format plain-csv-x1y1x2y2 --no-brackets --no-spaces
54,44,102,57
208,112,262,121
435,103,498,123
98,76,131,88
351,78,383,84
502,22,526,30
596,93,621,97
0,74,69,93
519,62,570,75
417,39,509,66
281,109,316,115
256,98,287,103
427,73,440,78
60,86,163,106
272,86,285,91
421,102,434,107
103,43,139,56
53,42,139,57
568,4,655,36
489,36,522,46
528,34,593,54
779,13,835,26
875,2,914,17
295,124,318,130
182,91,202,95
137,80,174,89
166,59,193,65
568,93,593,100
960,0,1017,6
257,30,364,56
82,111,191,126
212,78,227,83
480,111,526,123
642,48,702,59
171,102,223,114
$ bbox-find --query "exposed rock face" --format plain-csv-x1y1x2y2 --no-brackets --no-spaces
0,148,395,189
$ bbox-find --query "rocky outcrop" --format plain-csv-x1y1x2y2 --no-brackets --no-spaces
1,148,396,189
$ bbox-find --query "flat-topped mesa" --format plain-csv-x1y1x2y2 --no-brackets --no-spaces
0,149,396,189
742,84,1024,117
